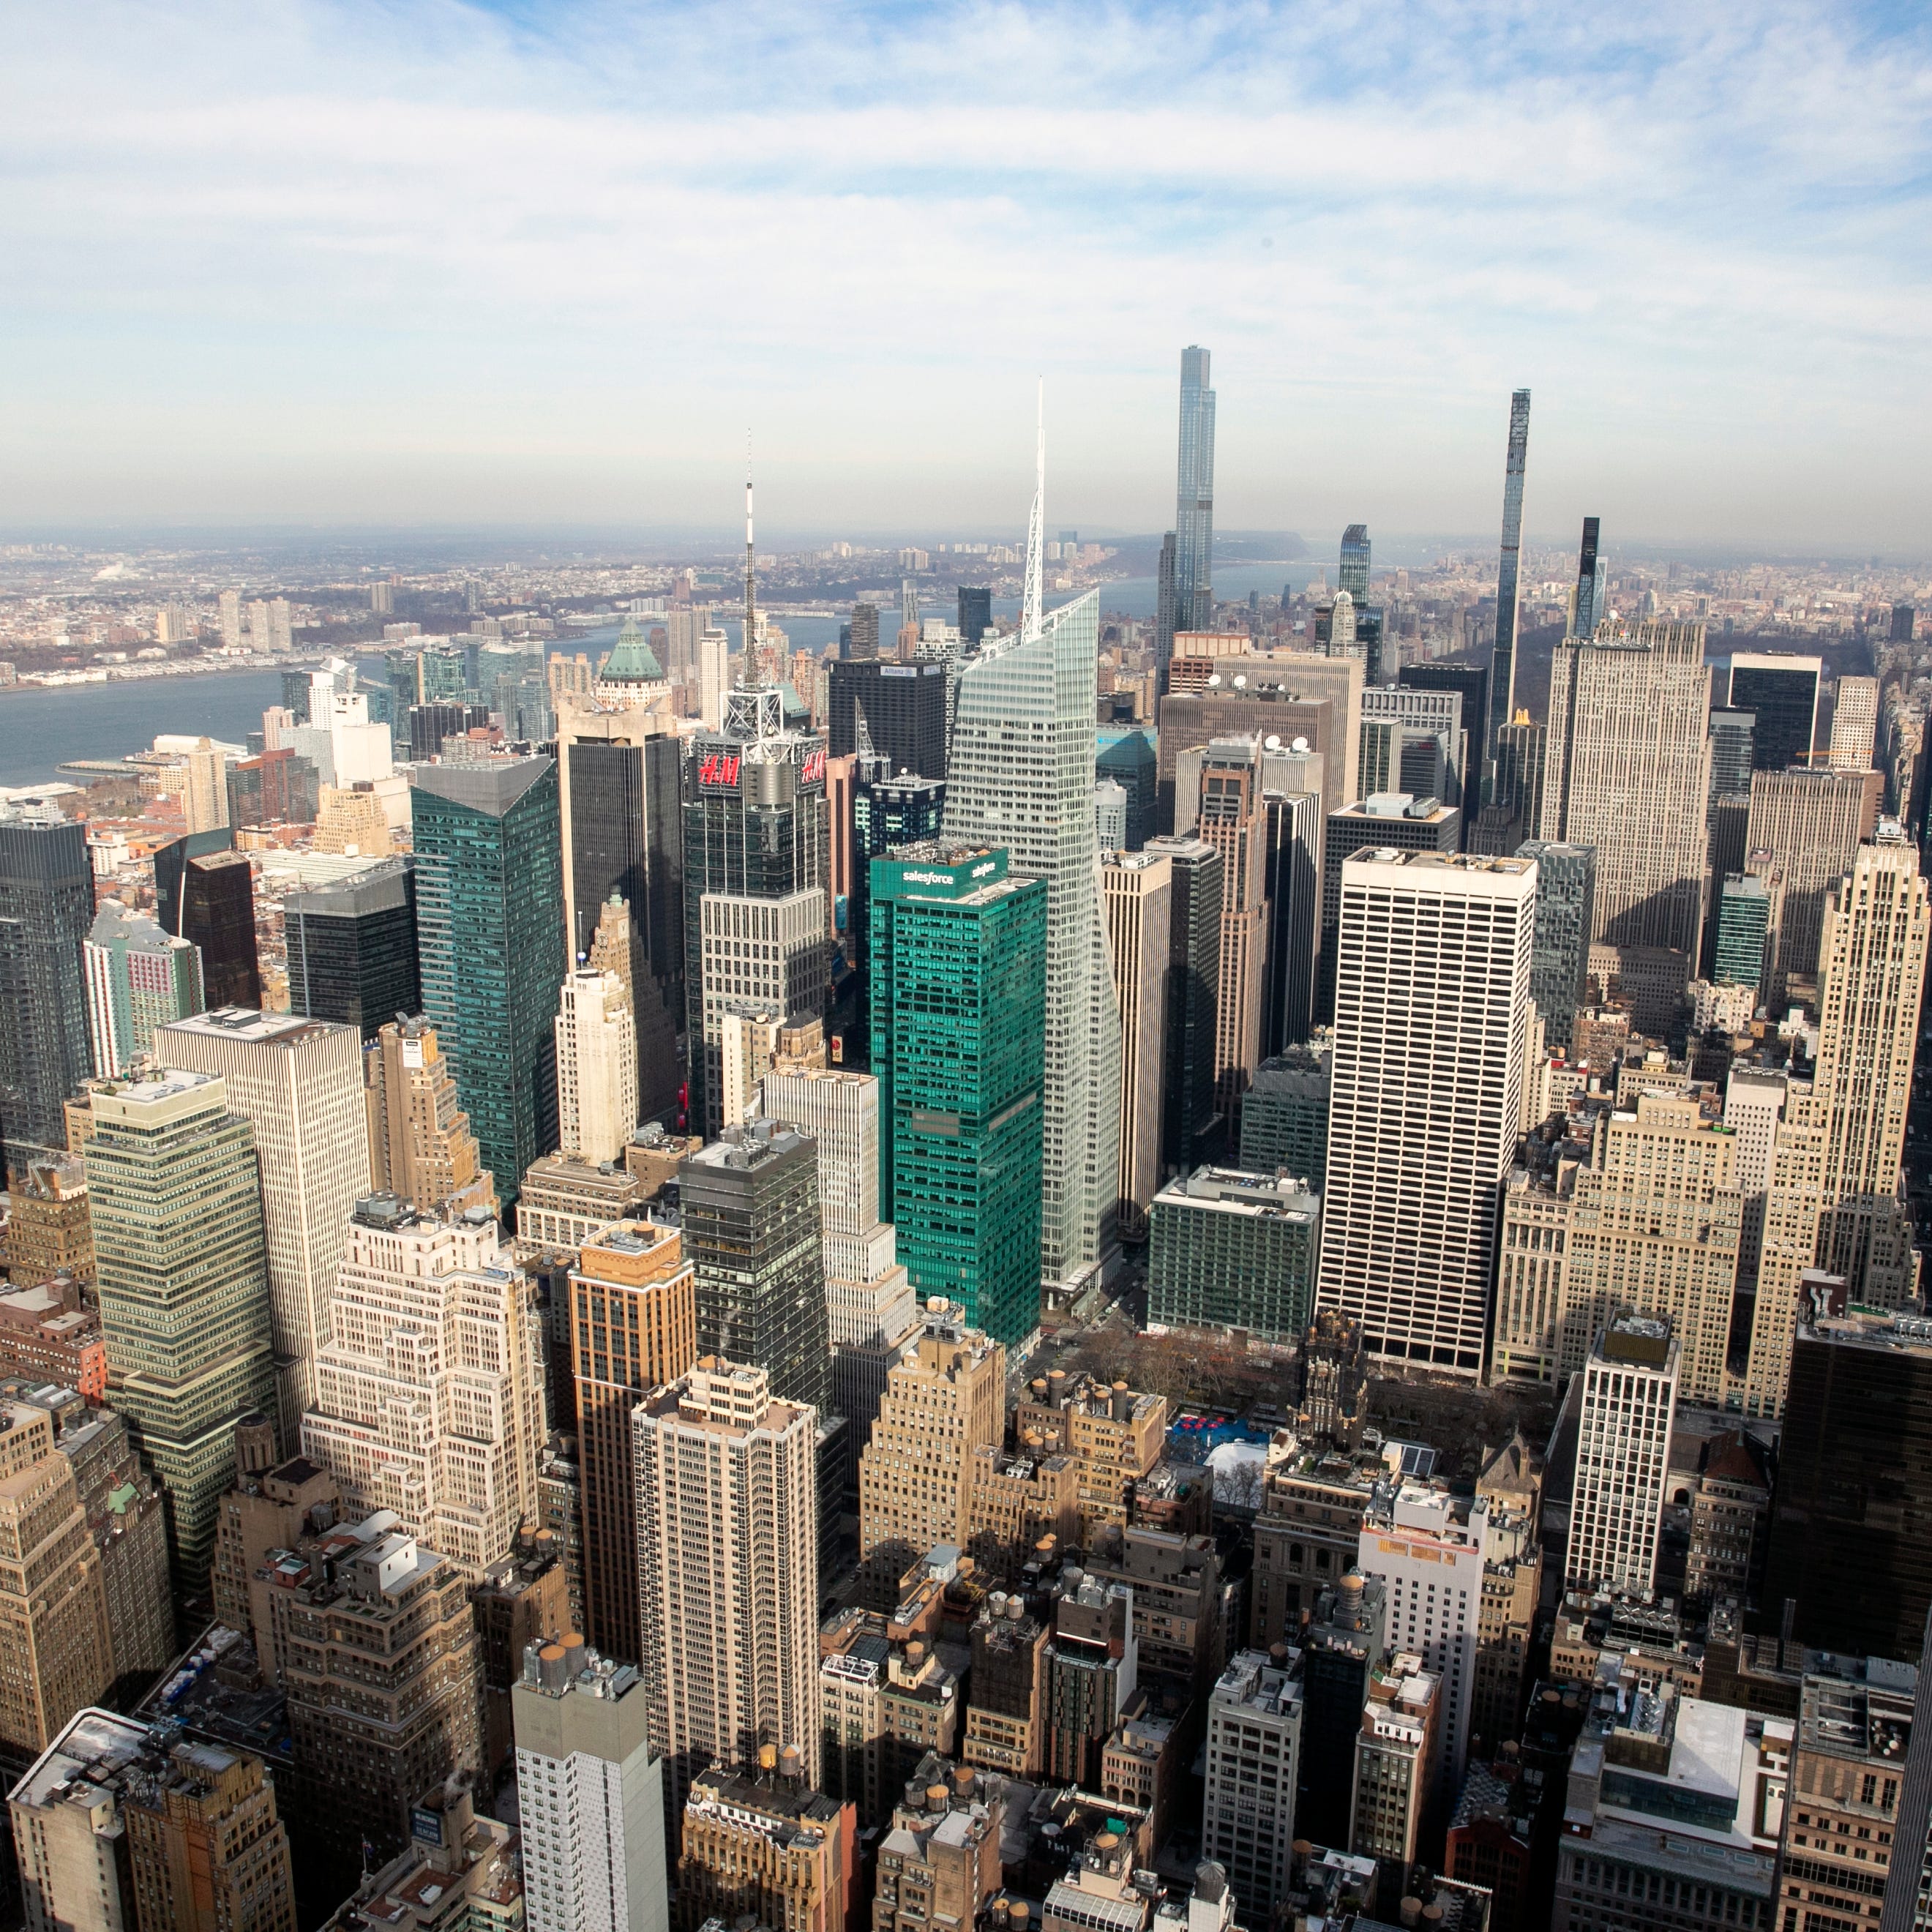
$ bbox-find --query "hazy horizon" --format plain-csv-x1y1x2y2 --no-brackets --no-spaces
7,1,1928,548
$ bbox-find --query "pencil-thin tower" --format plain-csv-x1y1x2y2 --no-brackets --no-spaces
1484,389,1532,789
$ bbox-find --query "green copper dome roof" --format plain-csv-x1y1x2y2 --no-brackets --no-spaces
599,617,664,683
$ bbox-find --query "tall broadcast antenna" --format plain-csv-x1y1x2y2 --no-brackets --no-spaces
744,430,758,686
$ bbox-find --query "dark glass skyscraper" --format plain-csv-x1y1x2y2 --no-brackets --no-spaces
681,1118,830,1415
284,859,420,1041
683,687,831,1137
1708,708,1757,802
869,842,1046,1345
1339,525,1371,601
0,799,92,1167
1155,532,1179,689
1514,841,1596,1051
1145,834,1223,1177
826,659,948,778
1484,389,1532,779
1729,653,1822,771
1761,1306,1932,1665
1174,346,1216,632
154,829,261,1010
847,759,946,978
1570,516,1604,637
956,586,992,649
411,757,566,1205
555,712,683,1123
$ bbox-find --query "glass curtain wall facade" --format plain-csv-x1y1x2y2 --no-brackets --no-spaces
411,759,566,1206
869,845,1046,1345
1175,348,1216,632
943,591,1122,1293
284,860,419,1041
0,802,93,1164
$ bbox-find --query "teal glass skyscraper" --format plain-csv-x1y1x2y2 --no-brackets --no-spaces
411,758,566,1203
1174,346,1216,632
869,842,1046,1345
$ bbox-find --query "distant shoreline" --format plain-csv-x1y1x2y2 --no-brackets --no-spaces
0,656,325,697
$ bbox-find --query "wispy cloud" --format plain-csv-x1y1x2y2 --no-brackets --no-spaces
3,0,1929,544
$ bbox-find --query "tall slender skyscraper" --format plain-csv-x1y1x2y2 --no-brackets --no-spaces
155,1010,371,1434
683,686,830,1138
1483,390,1532,779
1540,621,1712,959
154,831,261,1011
553,967,638,1164
1174,347,1216,632
0,801,97,1169
1794,827,1929,1305
682,1120,831,1416
871,845,1046,1342
1338,525,1371,602
1102,850,1172,1245
943,416,1121,1300
554,691,682,1124
83,1071,277,1588
411,757,566,1206
1319,851,1535,1374
632,1359,820,1806
1569,517,1605,638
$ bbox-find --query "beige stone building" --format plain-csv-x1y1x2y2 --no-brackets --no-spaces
871,1756,1006,1932
301,1198,544,1579
274,1521,484,1866
0,1402,112,1758
1742,765,1880,1001
634,1360,820,1806
1014,1369,1169,1542
362,1017,497,1216
1539,619,1712,962
568,1218,697,1663
858,1306,1004,1604
1794,829,1929,1307
1100,850,1172,1243
12,1709,296,1932
963,1443,1080,1581
677,1761,854,1932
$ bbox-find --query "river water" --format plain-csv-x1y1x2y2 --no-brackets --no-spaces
0,561,1319,790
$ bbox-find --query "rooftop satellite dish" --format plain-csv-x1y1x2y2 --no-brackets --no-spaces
1206,674,1222,688
1264,734,1281,751
1292,736,1310,752
1232,675,1248,689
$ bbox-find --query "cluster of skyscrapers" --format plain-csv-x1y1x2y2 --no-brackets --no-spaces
0,348,1931,1932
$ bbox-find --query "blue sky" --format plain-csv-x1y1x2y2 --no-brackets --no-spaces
4,1,1929,547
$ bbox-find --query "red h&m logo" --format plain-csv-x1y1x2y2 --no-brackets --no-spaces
799,749,826,785
699,753,741,787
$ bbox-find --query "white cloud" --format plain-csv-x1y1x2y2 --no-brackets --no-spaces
2,0,1928,544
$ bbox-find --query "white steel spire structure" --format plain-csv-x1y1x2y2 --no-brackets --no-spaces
1022,380,1046,638
943,392,1122,1308
744,432,759,686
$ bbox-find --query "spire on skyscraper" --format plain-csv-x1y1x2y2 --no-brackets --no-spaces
744,431,759,687
1022,379,1045,640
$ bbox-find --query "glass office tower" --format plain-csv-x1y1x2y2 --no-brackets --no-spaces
869,843,1046,1344
411,758,566,1205
1174,346,1216,632
284,858,419,1041
1484,389,1532,776
0,799,93,1165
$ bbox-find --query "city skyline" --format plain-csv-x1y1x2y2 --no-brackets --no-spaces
7,3,1930,545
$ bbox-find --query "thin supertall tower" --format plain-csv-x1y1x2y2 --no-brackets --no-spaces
1484,389,1532,784
1175,347,1216,632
